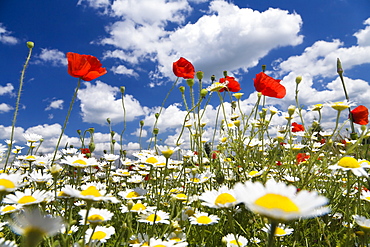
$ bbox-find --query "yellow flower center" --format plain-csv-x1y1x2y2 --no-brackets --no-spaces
126,191,140,198
25,155,36,160
153,245,166,247
18,195,37,204
196,215,212,224
146,214,162,222
132,203,146,211
175,193,187,200
88,214,105,222
80,186,102,197
365,197,370,201
146,157,158,164
73,159,87,165
190,178,200,183
255,193,299,212
338,157,360,168
275,227,287,235
230,240,242,245
0,178,15,189
2,205,16,212
331,102,350,111
91,231,107,240
215,193,236,205
249,171,259,176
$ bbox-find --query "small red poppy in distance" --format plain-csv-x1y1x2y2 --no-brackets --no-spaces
296,153,310,164
253,72,286,98
172,57,195,79
291,122,304,132
67,52,107,81
350,105,369,125
219,76,241,92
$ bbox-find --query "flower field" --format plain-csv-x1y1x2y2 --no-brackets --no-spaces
1,42,370,247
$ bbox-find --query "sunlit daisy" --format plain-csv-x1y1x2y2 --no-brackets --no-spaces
360,190,370,202
138,210,170,225
62,184,119,203
262,223,294,236
85,225,115,243
79,208,113,225
353,215,370,231
60,224,79,235
0,173,24,193
223,233,248,247
103,153,120,162
61,154,98,168
118,187,147,200
189,212,219,225
3,189,50,206
23,133,42,143
29,170,53,184
0,204,22,215
199,185,239,208
329,101,353,111
0,238,18,247
328,157,370,177
234,179,330,221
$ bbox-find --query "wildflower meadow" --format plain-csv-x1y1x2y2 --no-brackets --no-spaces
1,41,370,247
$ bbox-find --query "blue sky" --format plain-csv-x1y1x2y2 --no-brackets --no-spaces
1,0,370,155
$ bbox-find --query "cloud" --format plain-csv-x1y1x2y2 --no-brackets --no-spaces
0,83,14,95
354,17,370,46
45,99,64,111
0,23,18,45
37,48,67,66
94,0,303,84
77,81,147,125
111,65,139,77
0,103,13,113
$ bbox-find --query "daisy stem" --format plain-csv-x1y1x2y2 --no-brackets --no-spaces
120,87,127,156
52,78,82,163
4,43,33,172
267,220,277,247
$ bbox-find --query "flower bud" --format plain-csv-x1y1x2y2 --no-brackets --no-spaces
140,120,144,127
26,41,34,49
200,89,208,97
77,129,81,135
262,64,266,72
295,76,302,84
120,86,125,94
179,86,185,93
211,75,216,82
107,118,111,124
233,93,244,100
88,142,95,153
337,58,343,75
155,113,160,119
196,71,204,80
153,128,159,135
223,71,228,77
88,128,95,134
111,131,115,137
288,105,296,116
186,79,194,87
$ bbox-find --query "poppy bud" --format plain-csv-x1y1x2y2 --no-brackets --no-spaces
196,71,204,80
211,75,216,82
107,118,111,124
296,76,302,84
111,131,115,137
112,139,116,144
186,79,194,87
77,129,81,135
153,128,159,135
88,128,95,134
262,65,266,72
140,120,144,127
155,113,160,119
223,71,228,77
120,86,125,94
231,101,236,110
337,58,343,75
179,86,185,93
26,41,34,49
200,89,208,97
88,142,95,152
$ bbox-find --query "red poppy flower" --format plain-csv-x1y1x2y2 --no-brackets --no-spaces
296,153,310,164
350,105,369,125
172,57,195,79
253,72,286,98
67,52,107,81
291,122,304,132
219,76,241,92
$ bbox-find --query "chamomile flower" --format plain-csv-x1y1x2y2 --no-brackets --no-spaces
199,185,238,208
23,133,42,143
62,184,119,203
85,225,115,243
360,190,370,202
3,189,50,206
353,215,370,231
103,154,120,162
29,170,53,184
0,204,22,215
79,208,113,225
262,223,294,236
0,173,24,193
118,187,147,200
234,179,330,221
0,238,18,247
328,157,370,177
61,154,98,168
189,212,219,225
138,210,170,225
223,233,248,247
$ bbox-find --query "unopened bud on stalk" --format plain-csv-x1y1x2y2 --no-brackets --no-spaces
88,128,95,134
107,118,111,124
77,129,81,135
120,86,125,94
89,142,95,152
140,120,144,127
200,89,208,97
296,76,302,84
179,86,185,93
110,131,115,137
211,75,216,82
223,71,228,77
262,64,266,72
153,128,159,135
196,71,204,80
337,58,343,75
186,79,194,87
288,105,296,116
26,41,34,49
155,113,160,119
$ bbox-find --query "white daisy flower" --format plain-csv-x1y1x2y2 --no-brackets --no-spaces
199,185,239,208
79,208,114,225
118,187,147,200
223,233,248,247
138,210,170,225
262,223,294,236
85,225,115,243
3,189,50,206
0,173,24,192
328,157,370,177
189,212,219,225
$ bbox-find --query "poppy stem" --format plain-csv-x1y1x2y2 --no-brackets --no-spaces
52,78,81,163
